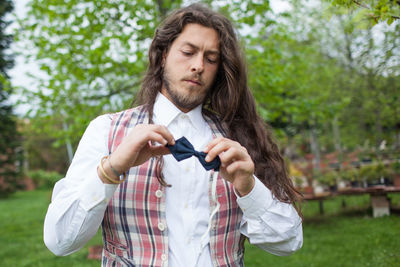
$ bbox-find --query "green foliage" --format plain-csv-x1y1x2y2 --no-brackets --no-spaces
16,0,274,151
340,168,360,182
14,0,400,170
391,160,400,174
0,0,20,198
19,118,69,174
327,0,400,26
359,162,389,182
316,170,338,186
28,170,62,190
386,160,400,180
359,164,376,181
17,0,184,149
281,0,400,154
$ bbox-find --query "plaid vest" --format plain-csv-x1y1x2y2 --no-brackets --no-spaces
101,106,245,267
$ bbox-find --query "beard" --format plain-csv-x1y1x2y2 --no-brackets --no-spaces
162,68,210,111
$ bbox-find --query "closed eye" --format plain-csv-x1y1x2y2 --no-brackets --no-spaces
207,58,218,64
182,50,194,56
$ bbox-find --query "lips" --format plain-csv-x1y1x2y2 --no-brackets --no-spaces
184,79,202,86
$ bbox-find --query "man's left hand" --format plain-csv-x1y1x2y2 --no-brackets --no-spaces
204,137,255,196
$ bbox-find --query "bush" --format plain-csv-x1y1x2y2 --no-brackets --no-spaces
391,161,400,175
316,171,338,187
28,170,62,190
359,164,376,182
359,162,390,184
340,168,360,182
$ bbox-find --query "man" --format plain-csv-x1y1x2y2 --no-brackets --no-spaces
44,4,303,267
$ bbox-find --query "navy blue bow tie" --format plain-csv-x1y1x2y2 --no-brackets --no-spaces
167,136,221,171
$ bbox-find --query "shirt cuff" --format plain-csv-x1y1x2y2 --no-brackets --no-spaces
79,172,118,211
235,176,274,219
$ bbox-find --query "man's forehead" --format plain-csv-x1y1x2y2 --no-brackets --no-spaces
174,23,220,52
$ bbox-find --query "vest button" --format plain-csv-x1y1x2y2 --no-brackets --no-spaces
161,253,167,261
158,222,166,231
155,189,163,198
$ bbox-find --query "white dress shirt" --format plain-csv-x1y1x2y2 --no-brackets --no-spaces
44,93,303,266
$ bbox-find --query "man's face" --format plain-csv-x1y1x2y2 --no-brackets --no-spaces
161,23,220,112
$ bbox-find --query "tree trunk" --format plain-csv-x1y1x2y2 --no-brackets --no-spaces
375,109,383,148
332,116,342,164
309,126,321,172
62,121,73,164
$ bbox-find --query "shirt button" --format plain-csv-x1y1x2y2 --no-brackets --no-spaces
158,222,166,231
155,190,163,198
161,253,167,261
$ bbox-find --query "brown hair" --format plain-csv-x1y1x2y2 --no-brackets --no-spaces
135,4,302,215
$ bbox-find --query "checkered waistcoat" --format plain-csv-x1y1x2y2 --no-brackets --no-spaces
101,106,245,267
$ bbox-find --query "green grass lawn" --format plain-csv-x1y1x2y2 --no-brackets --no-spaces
1,190,400,266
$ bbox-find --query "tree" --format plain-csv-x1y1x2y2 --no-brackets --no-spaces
327,0,400,25
246,0,399,168
0,0,19,197
16,0,273,159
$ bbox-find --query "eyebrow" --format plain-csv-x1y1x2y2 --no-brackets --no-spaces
182,42,220,56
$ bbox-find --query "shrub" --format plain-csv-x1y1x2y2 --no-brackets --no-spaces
317,171,338,187
391,161,400,175
359,162,390,183
28,170,62,190
340,168,360,182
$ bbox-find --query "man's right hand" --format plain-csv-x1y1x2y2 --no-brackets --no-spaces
99,124,175,183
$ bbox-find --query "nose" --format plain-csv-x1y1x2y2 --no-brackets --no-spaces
190,54,204,74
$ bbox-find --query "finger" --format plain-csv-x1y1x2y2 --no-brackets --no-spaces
205,140,232,162
225,160,253,175
145,131,171,146
150,125,175,145
203,137,225,153
219,147,244,167
206,140,242,162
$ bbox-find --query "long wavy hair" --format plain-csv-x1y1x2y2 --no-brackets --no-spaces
135,4,302,215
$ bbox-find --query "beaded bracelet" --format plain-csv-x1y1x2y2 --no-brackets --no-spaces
98,156,127,184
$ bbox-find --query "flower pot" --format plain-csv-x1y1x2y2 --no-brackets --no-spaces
394,175,400,188
329,185,338,192
303,186,314,194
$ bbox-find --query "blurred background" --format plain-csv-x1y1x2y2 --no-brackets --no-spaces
1,0,399,266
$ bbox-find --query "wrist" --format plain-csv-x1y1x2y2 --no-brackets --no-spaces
97,166,114,184
109,153,129,174
235,175,255,197
98,156,127,184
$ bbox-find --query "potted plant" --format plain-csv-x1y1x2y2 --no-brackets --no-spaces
359,162,389,187
340,168,360,188
359,164,376,187
317,171,338,192
375,162,390,185
294,177,304,189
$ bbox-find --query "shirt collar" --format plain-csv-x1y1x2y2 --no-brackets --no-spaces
153,92,204,130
